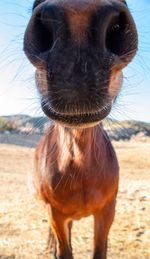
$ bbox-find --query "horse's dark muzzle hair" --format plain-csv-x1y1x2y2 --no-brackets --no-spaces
24,0,138,127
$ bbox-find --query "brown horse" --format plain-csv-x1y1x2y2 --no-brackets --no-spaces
24,1,138,258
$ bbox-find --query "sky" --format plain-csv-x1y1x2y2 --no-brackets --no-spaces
0,0,150,122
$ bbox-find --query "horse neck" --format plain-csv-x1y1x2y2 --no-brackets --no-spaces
52,123,106,161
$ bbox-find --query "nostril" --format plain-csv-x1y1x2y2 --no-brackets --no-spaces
33,13,54,53
105,11,137,58
24,4,64,65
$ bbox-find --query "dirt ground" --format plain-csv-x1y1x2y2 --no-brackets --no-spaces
0,141,150,259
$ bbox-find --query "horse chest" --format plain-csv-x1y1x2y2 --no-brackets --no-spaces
46,165,114,218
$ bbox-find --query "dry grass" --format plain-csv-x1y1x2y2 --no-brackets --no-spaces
0,141,150,259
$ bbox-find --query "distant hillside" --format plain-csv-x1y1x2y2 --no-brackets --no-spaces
0,115,49,133
0,115,150,142
103,120,150,141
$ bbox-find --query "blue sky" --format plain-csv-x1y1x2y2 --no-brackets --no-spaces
0,0,150,122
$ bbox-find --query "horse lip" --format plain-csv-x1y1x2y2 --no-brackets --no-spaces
41,98,112,116
41,100,112,126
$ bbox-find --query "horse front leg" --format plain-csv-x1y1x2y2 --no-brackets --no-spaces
93,200,116,259
48,206,73,259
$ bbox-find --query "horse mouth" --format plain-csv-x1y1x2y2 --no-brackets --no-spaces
41,101,112,128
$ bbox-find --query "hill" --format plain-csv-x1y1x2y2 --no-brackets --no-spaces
0,115,150,146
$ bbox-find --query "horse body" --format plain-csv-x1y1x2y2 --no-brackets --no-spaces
32,124,118,258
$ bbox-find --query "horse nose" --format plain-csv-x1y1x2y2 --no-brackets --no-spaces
24,1,137,67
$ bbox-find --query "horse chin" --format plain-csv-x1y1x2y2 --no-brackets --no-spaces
58,120,101,129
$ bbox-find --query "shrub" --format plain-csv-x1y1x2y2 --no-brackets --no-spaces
0,118,15,132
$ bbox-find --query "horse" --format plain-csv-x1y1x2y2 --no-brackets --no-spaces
24,1,138,258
